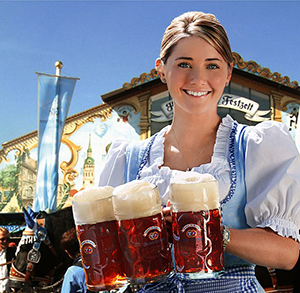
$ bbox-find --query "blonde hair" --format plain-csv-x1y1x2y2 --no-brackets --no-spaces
160,11,233,66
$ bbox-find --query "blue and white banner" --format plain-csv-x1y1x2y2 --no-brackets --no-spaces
32,73,78,213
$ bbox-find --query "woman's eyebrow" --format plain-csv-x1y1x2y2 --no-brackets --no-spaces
206,58,222,62
174,57,222,62
175,57,193,61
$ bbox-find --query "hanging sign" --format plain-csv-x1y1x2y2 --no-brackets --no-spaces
218,94,270,121
151,94,270,123
151,100,174,122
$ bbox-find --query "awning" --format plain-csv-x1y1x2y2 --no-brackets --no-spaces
0,225,26,234
0,213,24,224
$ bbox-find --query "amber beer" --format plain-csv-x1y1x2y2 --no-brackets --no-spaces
72,186,127,291
170,172,224,278
113,180,172,285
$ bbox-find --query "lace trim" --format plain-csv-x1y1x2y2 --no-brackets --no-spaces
258,218,300,242
136,133,158,179
221,121,238,206
150,126,169,169
212,115,233,162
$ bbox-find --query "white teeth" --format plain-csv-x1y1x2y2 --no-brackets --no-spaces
186,90,208,97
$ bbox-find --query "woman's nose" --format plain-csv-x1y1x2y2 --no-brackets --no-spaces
188,69,207,85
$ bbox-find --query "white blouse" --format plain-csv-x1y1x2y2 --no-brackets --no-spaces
99,115,300,242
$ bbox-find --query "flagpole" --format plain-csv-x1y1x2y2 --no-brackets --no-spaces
55,61,63,76
53,61,62,211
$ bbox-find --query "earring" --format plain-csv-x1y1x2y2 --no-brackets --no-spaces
161,78,166,84
225,82,229,87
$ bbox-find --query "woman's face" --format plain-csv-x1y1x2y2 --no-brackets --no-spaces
159,36,232,117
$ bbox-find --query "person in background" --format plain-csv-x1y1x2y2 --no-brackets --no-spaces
0,227,16,293
61,227,92,293
98,11,300,292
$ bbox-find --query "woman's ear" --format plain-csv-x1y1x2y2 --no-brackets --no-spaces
226,62,233,86
156,58,166,84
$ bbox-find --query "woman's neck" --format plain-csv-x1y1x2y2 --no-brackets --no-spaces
170,112,221,142
163,112,221,171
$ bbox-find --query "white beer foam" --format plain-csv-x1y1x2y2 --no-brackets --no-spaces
113,180,162,220
170,172,219,212
72,186,115,225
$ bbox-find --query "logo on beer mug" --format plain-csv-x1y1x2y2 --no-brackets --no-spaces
149,231,159,240
81,239,96,255
182,224,201,238
143,226,161,241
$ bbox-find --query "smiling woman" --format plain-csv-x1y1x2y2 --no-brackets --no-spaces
98,11,300,293
156,37,232,127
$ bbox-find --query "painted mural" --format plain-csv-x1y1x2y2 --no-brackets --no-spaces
281,102,300,151
0,106,140,213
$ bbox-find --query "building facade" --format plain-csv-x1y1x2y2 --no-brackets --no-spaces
0,52,299,212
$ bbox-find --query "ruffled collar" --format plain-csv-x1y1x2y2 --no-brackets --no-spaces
149,115,234,171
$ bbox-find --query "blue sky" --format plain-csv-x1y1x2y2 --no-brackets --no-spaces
1,1,300,144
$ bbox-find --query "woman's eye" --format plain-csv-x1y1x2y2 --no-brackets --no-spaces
207,64,219,70
178,62,191,68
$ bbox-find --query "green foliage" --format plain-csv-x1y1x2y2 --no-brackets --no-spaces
0,164,18,190
8,206,17,213
57,183,71,210
0,148,31,211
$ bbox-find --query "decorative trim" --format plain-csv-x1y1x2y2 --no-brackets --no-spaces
0,134,38,164
232,52,299,89
221,121,238,206
123,69,159,90
112,97,141,115
136,133,158,180
62,106,113,138
121,53,299,90
279,96,300,112
60,137,81,187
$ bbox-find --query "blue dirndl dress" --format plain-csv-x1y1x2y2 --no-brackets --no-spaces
123,121,265,293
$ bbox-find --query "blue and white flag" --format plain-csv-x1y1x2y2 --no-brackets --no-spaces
32,73,78,213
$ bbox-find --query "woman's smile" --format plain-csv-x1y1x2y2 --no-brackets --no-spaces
183,89,211,98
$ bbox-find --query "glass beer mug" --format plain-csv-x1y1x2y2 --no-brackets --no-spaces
112,180,172,285
169,172,224,279
72,186,127,291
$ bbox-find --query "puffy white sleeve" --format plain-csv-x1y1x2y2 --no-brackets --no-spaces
98,140,129,187
245,121,300,242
